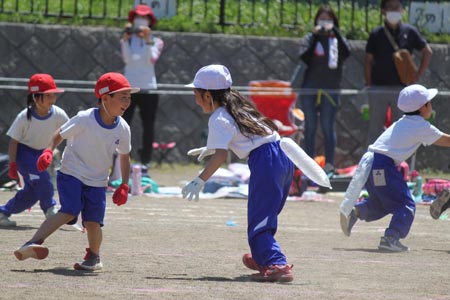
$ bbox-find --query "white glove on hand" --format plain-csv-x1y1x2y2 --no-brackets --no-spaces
187,147,216,162
182,177,205,201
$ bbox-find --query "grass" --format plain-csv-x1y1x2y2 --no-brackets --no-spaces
1,0,449,42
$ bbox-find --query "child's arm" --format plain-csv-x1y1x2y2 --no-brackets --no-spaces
198,149,228,181
433,133,450,147
112,153,131,207
36,129,65,172
8,138,18,164
45,129,64,151
119,153,130,184
182,149,228,201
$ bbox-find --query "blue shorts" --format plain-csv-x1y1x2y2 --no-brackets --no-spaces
57,171,106,226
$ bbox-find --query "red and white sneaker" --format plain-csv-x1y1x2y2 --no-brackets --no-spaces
74,248,103,271
14,242,48,261
250,264,294,283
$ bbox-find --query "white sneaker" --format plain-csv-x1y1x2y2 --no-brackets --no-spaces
14,242,49,260
0,213,16,227
45,206,58,219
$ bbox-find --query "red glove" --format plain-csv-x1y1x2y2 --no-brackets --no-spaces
8,162,18,180
36,149,53,172
112,183,129,206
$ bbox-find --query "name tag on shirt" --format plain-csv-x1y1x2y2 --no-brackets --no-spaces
373,169,386,186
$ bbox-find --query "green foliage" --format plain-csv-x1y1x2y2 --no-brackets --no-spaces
0,0,449,43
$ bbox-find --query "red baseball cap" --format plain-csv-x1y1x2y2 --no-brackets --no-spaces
128,4,158,26
95,72,140,99
28,74,64,94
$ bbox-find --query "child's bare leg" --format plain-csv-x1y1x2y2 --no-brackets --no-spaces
84,221,102,255
30,212,75,243
15,212,75,260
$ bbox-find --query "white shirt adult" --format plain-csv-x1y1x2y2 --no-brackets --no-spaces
7,106,69,150
207,106,279,159
59,108,131,187
120,35,164,90
369,115,442,165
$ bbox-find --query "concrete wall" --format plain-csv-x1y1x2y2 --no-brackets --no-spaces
1,22,450,170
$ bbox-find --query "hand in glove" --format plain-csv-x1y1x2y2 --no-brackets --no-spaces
112,183,129,206
187,147,216,162
8,162,19,180
37,149,53,172
182,177,205,201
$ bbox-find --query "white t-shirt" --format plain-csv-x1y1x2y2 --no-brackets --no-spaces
7,105,69,150
59,108,131,187
207,106,279,159
369,115,443,165
121,36,164,90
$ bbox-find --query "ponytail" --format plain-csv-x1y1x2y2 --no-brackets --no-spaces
200,88,277,137
26,93,41,120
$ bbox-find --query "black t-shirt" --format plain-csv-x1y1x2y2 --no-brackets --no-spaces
299,28,351,89
366,23,427,86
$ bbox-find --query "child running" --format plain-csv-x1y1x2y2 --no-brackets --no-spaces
340,84,450,252
14,72,138,271
183,64,294,282
0,74,68,227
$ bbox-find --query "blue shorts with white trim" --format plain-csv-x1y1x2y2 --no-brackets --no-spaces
57,171,106,226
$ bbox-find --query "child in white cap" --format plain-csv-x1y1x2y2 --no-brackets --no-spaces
340,84,450,252
14,72,138,271
184,64,294,282
0,74,68,227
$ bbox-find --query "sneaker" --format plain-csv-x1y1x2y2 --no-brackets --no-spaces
430,188,450,219
0,213,16,227
74,248,103,271
242,253,264,272
45,206,58,219
14,242,49,260
250,264,294,283
378,236,409,252
340,209,357,237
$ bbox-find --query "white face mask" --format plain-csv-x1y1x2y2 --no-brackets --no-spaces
133,18,149,28
318,20,334,28
386,11,402,25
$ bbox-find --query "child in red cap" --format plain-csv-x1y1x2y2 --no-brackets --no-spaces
14,72,139,271
0,74,68,227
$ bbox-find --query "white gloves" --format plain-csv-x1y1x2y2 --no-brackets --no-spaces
187,147,215,162
182,177,205,201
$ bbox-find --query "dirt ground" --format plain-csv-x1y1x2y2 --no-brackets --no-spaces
1,165,450,300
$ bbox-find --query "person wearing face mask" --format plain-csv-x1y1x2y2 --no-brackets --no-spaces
120,4,164,167
297,5,351,175
364,0,432,145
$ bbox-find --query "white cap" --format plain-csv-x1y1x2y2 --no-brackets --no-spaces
397,84,438,113
185,64,232,90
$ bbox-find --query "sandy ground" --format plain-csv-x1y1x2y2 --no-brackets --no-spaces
1,166,450,300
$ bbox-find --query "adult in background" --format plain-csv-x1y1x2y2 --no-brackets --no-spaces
298,5,351,174
121,4,164,166
364,0,432,145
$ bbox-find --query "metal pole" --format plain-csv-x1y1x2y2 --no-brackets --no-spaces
219,0,226,27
